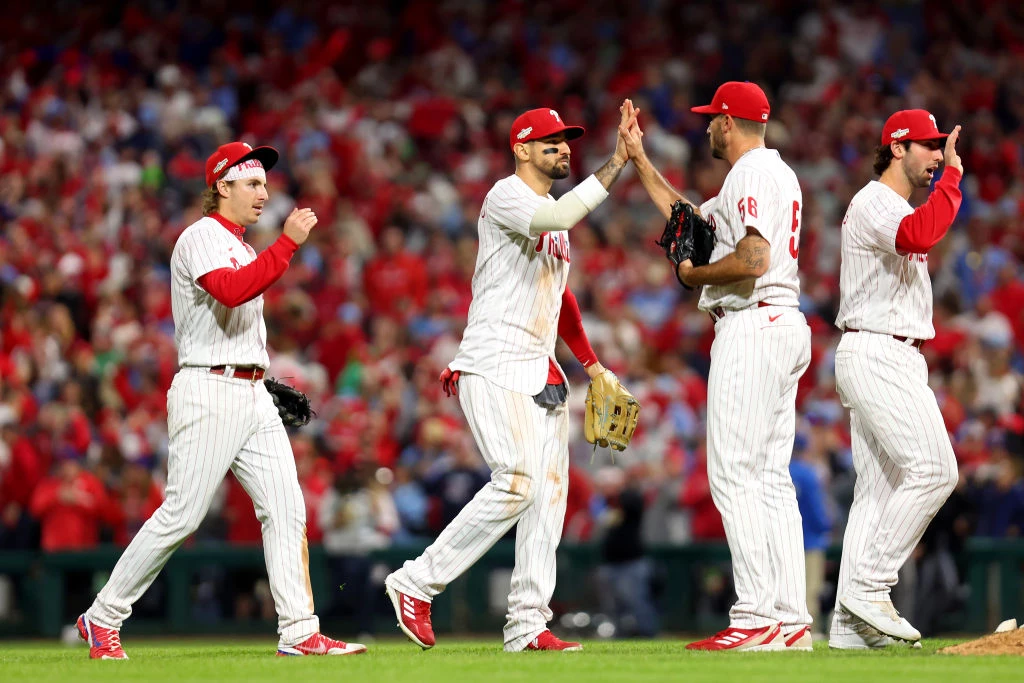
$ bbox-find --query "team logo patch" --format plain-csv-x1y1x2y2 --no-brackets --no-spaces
549,109,561,123
928,114,938,130
213,158,229,174
721,103,729,110
890,127,910,139
516,126,533,140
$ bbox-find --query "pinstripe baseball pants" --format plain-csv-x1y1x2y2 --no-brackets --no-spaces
706,305,813,630
86,368,318,646
386,372,570,651
830,331,957,636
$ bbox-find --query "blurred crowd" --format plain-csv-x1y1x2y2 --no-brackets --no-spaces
1,1,1024,627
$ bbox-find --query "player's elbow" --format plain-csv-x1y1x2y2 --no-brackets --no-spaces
735,235,770,278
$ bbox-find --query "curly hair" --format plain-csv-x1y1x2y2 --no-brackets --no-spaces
200,181,235,216
873,141,911,176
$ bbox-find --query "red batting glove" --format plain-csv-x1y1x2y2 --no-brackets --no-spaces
439,368,460,397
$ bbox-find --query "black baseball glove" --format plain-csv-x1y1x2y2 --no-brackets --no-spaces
264,378,314,427
656,200,717,289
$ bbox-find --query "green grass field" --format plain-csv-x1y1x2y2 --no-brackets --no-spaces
1,639,1020,683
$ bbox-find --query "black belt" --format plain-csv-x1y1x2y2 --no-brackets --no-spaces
210,365,266,380
710,301,771,322
844,328,924,350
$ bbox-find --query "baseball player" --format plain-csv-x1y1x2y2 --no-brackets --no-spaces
75,142,366,659
618,84,813,651
385,105,637,652
830,111,963,649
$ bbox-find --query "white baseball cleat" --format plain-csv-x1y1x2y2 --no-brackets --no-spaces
829,620,893,650
839,595,921,642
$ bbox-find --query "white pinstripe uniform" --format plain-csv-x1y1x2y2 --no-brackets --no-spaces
830,181,958,637
86,215,318,647
698,148,813,630
386,173,577,651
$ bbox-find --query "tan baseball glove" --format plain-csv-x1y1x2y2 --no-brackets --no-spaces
584,370,640,451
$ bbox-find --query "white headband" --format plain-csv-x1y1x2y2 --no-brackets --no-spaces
221,159,266,183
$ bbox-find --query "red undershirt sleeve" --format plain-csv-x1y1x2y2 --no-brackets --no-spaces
894,168,963,254
558,286,599,368
197,234,299,307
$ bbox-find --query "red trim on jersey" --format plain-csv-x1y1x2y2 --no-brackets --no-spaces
894,168,962,254
556,286,598,375
197,234,299,308
209,212,247,241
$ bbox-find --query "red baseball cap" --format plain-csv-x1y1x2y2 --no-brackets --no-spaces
509,108,585,150
880,109,947,146
691,81,771,122
204,141,279,187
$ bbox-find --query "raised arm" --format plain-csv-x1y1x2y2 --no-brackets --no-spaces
618,99,700,221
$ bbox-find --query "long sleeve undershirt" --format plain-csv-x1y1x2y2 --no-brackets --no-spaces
197,234,299,308
894,167,962,254
555,285,598,370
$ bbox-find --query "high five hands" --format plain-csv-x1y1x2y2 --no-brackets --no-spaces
617,99,645,162
613,100,641,164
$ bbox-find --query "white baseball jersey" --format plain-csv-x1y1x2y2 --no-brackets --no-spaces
170,216,270,368
698,148,803,312
835,181,934,340
450,174,571,395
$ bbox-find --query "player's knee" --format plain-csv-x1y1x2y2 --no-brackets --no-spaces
153,508,203,540
915,456,958,501
496,471,535,509
936,462,958,498
253,507,305,532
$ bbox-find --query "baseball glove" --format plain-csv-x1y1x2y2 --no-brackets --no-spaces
656,200,717,289
264,378,314,427
584,370,640,452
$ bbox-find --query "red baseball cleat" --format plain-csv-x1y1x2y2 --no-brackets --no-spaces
685,622,783,651
76,614,129,660
783,625,813,651
525,630,583,651
386,584,435,649
276,632,367,656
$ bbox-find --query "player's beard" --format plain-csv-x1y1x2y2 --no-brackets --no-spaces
542,159,571,180
709,125,726,160
902,155,933,189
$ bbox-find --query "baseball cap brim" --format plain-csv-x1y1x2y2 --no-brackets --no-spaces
524,125,585,144
690,104,720,114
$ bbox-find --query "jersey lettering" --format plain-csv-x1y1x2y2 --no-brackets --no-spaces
535,232,571,263
789,200,801,259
